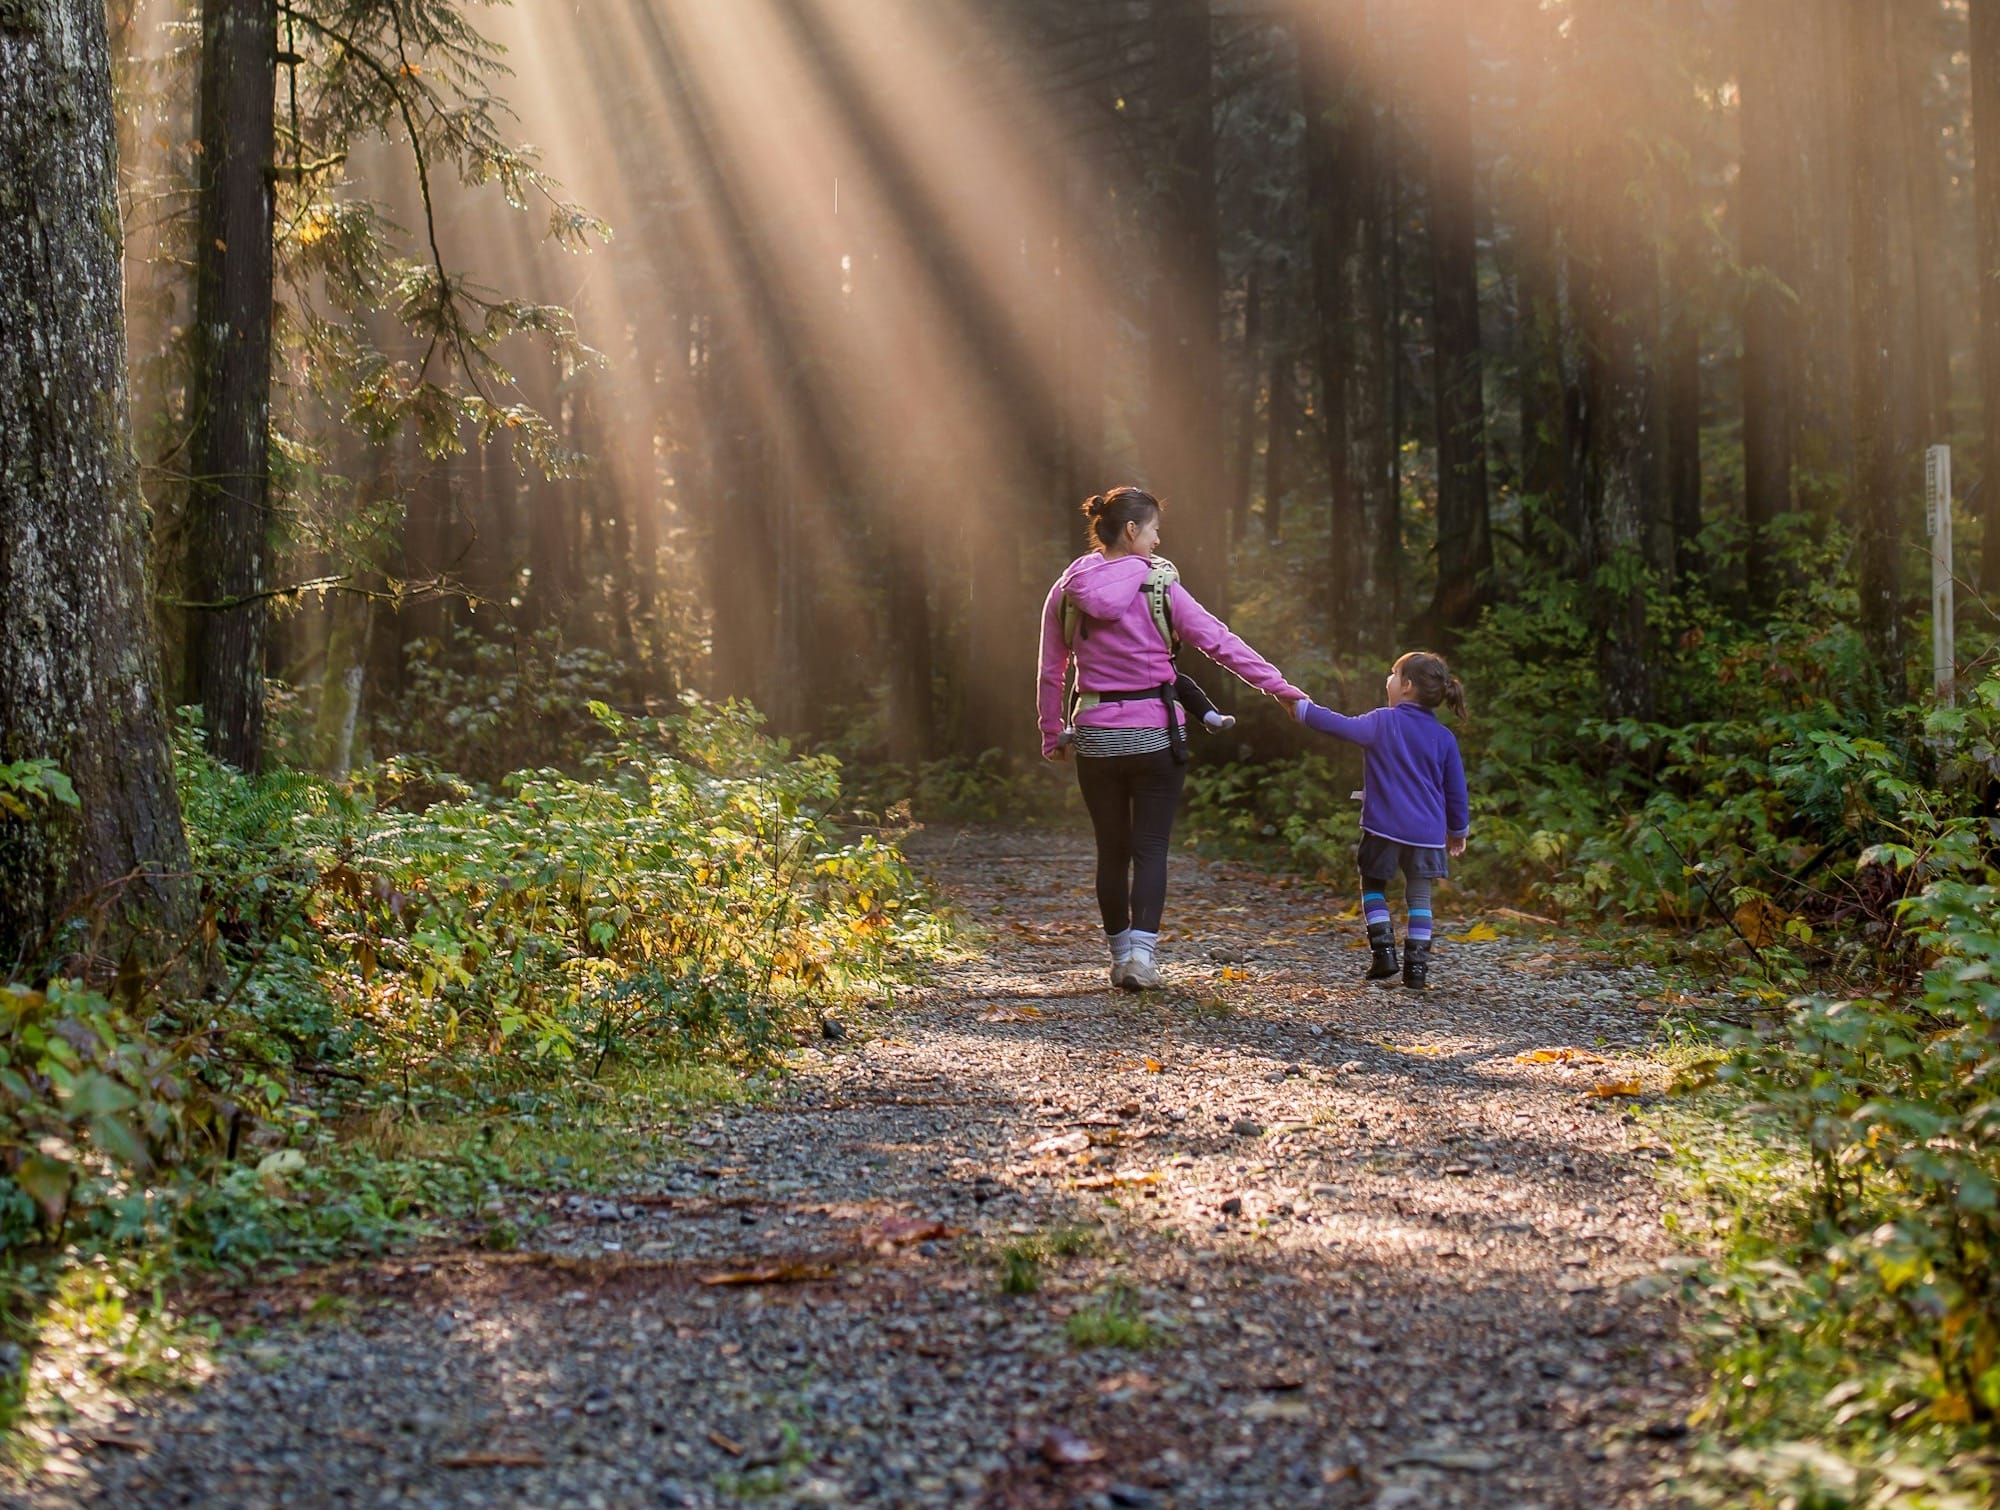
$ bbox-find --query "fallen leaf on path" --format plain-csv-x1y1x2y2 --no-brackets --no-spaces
1493,906,1559,925
1027,1131,1091,1157
1244,1396,1312,1421
1382,1041,1443,1056
1388,1445,1498,1472
67,1431,146,1452
1589,1079,1646,1098
1515,1047,1607,1064
1095,1370,1158,1396
1039,1425,1106,1465
868,1216,952,1245
706,1429,746,1456
699,1262,837,1286
439,1451,547,1468
1451,921,1500,942
981,1004,1044,1022
1143,1057,1165,1073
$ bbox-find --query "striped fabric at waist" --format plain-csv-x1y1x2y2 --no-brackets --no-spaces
1073,724,1174,758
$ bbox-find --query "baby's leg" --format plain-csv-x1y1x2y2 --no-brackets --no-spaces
1175,673,1234,732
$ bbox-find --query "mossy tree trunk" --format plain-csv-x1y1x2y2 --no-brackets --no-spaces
0,0,196,965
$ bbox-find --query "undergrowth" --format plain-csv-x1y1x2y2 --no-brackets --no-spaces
0,695,947,1441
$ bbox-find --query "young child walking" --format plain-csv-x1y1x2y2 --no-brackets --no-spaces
1291,652,1469,989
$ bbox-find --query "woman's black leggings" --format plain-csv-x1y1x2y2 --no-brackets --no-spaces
1075,748,1187,934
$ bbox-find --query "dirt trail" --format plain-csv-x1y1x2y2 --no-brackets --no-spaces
26,826,1695,1509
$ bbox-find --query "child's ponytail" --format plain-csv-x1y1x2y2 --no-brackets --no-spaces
1441,673,1467,720
1393,651,1467,719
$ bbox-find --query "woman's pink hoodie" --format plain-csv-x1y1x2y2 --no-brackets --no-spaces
1036,553,1305,758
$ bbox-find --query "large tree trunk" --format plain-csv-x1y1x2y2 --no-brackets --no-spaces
1738,0,1799,602
0,0,195,962
1511,0,1567,531
1228,268,1262,546
1847,0,1907,703
1145,0,1227,611
1263,335,1293,544
183,0,276,773
1302,3,1395,654
1977,0,2000,594
1425,0,1492,636
1570,0,1658,721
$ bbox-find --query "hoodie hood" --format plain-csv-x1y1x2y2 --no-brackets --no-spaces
1057,551,1151,620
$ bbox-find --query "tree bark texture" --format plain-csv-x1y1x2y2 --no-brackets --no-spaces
1301,3,1395,654
1228,268,1261,546
184,0,276,772
1145,0,1227,613
0,0,195,962
1978,0,2000,594
1568,0,1658,721
1847,0,1907,703
1425,0,1492,636
1263,339,1292,544
1510,0,1567,528
1738,0,1799,601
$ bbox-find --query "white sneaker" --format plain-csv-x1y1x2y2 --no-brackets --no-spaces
1121,943,1163,990
1110,960,1129,989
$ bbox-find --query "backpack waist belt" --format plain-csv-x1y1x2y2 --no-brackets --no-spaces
1073,684,1187,764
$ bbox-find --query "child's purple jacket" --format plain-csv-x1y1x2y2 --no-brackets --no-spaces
1297,701,1470,848
1037,553,1304,758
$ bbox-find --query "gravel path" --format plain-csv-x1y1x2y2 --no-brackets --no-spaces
20,826,1696,1508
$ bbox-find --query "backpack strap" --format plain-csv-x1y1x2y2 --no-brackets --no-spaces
1144,557,1180,660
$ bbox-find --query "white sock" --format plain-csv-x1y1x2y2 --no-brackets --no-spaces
1128,929,1160,962
1203,710,1234,730
1107,928,1133,965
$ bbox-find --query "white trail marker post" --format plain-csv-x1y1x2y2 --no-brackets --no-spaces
1926,443,1955,705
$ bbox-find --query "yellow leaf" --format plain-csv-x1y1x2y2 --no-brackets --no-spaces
1733,897,1788,949
1515,1046,1606,1064
1383,1042,1443,1056
1589,1079,1645,1098
1143,1057,1164,1073
1932,1391,1973,1424
981,1004,1044,1023
1452,921,1500,942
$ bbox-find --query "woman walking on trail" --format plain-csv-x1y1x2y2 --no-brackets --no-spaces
1038,486,1306,990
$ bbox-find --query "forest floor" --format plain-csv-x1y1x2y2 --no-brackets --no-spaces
22,825,1702,1509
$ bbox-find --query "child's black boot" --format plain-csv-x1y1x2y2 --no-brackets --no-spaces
1365,923,1400,983
1401,936,1431,991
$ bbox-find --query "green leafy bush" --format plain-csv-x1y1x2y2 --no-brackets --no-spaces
1665,679,2000,1502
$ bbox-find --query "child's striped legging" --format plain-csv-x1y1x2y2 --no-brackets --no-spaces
1362,874,1432,942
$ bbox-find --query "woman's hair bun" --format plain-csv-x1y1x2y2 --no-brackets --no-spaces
1080,485,1163,549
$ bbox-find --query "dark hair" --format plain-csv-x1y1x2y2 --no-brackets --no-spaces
1393,651,1467,719
1081,486,1162,551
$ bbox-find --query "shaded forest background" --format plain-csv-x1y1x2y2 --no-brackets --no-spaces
114,0,1993,788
